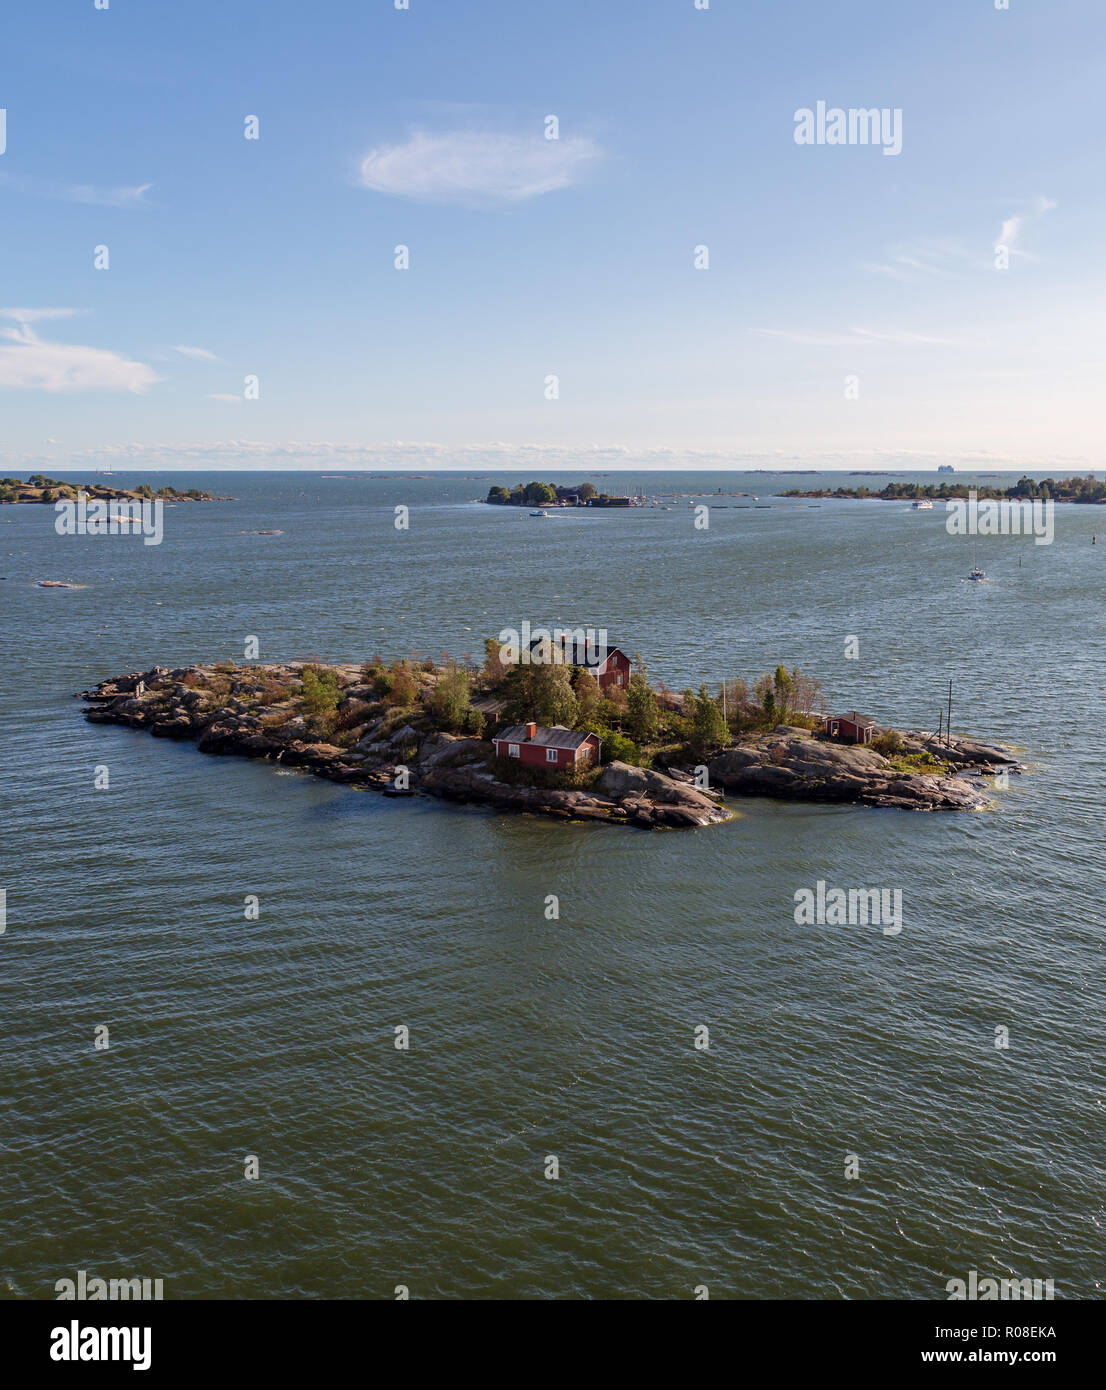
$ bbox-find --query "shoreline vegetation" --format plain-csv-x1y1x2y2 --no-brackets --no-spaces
485,481,604,506
0,475,232,504
80,648,1020,828
781,475,1106,503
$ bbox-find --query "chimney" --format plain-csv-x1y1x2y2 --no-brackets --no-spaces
525,721,537,740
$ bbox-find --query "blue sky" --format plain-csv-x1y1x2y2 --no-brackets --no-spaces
1,0,1103,471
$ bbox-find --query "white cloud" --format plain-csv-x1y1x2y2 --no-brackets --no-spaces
0,310,157,393
998,214,1023,250
173,345,222,361
11,438,1075,472
356,129,602,204
860,242,970,281
758,325,964,348
995,195,1056,256
0,172,153,208
65,182,153,208
0,307,80,323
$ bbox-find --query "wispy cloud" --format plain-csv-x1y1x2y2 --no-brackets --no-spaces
11,439,1073,472
0,309,158,393
757,326,964,348
173,345,222,361
0,172,153,208
860,241,971,281
996,195,1056,258
66,182,152,208
355,129,602,204
207,393,243,404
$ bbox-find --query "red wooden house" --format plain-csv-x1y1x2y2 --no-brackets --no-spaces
493,722,602,769
823,711,878,745
526,635,631,692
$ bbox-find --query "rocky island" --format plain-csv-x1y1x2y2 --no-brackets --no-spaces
0,474,232,504
79,648,1021,829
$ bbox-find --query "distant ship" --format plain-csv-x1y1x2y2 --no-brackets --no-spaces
912,499,933,510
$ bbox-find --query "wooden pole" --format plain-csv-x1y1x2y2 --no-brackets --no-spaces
947,679,953,747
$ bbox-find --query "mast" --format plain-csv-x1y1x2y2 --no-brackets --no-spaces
947,679,952,748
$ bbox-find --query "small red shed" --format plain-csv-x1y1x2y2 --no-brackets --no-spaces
493,722,602,769
823,711,878,745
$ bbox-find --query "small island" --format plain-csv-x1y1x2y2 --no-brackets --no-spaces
80,642,1021,829
0,474,232,504
484,481,632,507
782,474,1105,504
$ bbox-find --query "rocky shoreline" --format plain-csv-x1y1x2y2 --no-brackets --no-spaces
707,727,1020,811
79,663,1023,827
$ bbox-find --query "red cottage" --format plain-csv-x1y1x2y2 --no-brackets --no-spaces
526,635,632,692
493,722,602,769
823,711,878,745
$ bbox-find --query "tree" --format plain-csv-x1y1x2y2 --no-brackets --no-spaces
481,636,509,689
691,684,728,756
486,486,510,504
720,677,750,733
572,670,601,729
522,481,557,506
576,482,597,501
503,663,577,727
772,665,794,723
428,665,473,733
625,652,659,743
753,673,775,726
788,668,823,721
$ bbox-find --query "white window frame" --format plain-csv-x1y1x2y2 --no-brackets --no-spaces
508,743,520,758
546,747,559,763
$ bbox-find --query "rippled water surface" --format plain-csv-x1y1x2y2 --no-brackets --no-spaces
2,470,1103,1299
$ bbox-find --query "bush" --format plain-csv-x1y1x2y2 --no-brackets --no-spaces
334,699,373,733
871,730,904,757
260,708,296,730
490,755,597,790
599,731,639,765
461,707,486,737
390,670,418,706
301,666,341,735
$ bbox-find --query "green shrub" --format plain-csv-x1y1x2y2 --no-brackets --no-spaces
301,666,341,735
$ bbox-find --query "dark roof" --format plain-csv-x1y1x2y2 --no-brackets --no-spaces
495,724,599,750
526,636,624,668
471,696,507,716
828,711,878,727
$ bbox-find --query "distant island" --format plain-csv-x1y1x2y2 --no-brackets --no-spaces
484,481,633,507
80,643,1019,828
781,474,1105,503
0,475,232,504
